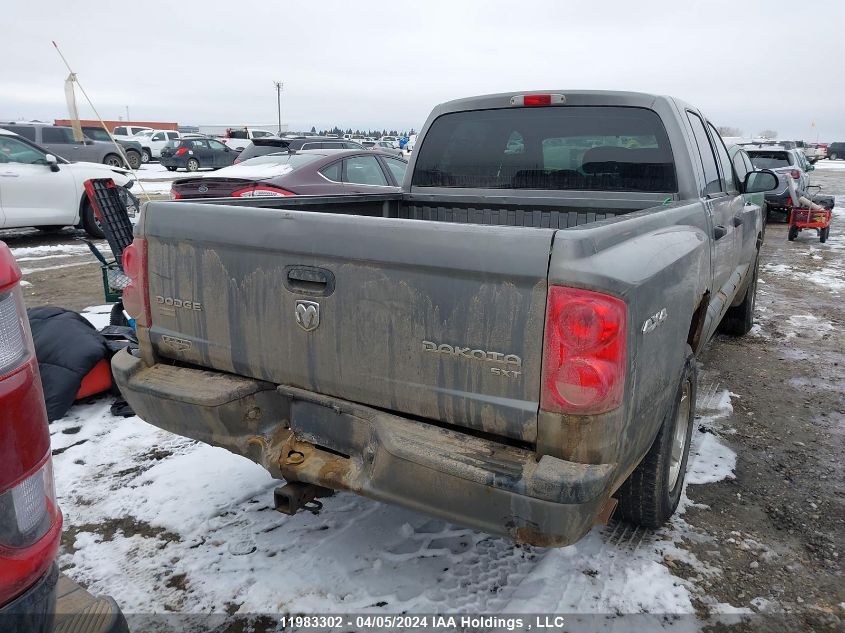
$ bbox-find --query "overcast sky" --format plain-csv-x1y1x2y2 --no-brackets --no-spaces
1,0,842,139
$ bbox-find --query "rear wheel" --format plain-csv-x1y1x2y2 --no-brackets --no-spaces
616,344,697,528
186,158,200,172
103,153,123,168
125,149,142,170
81,199,104,239
788,225,799,241
820,227,829,243
830,153,839,160
141,148,151,163
719,255,759,336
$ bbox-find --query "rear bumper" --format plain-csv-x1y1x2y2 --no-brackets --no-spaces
764,190,791,208
0,565,129,633
158,156,186,168
113,349,616,547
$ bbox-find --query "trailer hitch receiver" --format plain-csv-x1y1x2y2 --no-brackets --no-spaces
273,482,332,515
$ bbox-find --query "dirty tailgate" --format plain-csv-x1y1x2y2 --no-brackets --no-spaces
142,201,555,443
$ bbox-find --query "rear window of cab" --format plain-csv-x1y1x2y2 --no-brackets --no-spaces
412,106,677,192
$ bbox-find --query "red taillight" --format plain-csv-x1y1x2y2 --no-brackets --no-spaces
230,185,295,198
541,286,627,415
122,238,151,327
175,147,188,156
0,455,62,606
233,157,241,164
790,169,800,180
169,188,181,200
0,241,61,606
511,93,566,107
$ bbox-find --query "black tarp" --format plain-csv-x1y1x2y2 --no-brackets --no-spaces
27,307,109,422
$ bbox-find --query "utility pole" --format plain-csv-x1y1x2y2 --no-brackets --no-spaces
126,105,130,122
273,81,283,135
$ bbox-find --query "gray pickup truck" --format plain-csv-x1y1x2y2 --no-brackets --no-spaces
114,91,778,547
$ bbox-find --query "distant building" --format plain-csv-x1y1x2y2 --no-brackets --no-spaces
53,119,179,132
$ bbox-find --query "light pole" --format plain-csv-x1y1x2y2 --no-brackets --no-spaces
126,105,130,122
273,81,283,135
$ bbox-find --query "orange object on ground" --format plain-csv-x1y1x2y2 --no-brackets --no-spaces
75,358,113,399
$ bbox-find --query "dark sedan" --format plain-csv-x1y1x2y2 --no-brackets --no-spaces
160,138,239,171
171,149,407,199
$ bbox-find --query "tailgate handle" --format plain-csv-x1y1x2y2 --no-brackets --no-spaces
284,265,335,297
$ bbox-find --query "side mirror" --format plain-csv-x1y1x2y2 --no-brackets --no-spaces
744,169,778,194
807,163,815,171
45,154,60,172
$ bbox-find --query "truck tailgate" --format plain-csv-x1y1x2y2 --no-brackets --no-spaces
142,202,554,443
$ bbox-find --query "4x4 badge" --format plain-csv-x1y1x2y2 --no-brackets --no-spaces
295,300,320,331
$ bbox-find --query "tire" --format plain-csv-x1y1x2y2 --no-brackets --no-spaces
81,199,104,239
788,225,799,241
616,344,697,528
820,227,829,243
141,148,151,163
186,158,200,172
829,153,838,160
110,301,129,327
125,149,142,170
166,166,177,172
103,153,123,168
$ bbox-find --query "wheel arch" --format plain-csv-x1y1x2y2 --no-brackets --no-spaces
75,191,90,226
686,291,710,356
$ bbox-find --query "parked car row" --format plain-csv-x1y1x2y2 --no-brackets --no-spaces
2,123,133,169
744,138,845,162
0,120,417,176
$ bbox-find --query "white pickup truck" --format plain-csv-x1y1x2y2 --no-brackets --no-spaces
128,130,182,163
220,128,277,152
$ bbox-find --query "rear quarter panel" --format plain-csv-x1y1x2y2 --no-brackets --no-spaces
545,200,710,484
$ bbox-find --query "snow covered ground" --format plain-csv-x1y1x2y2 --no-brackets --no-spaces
52,311,742,630
815,160,845,171
132,163,180,197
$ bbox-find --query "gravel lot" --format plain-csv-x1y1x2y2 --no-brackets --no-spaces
4,163,843,631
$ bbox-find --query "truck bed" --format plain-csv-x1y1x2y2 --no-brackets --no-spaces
211,191,668,229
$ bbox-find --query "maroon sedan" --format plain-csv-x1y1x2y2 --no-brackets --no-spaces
171,149,407,199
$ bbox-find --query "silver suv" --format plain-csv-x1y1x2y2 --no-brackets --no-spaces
0,122,129,167
743,144,814,219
